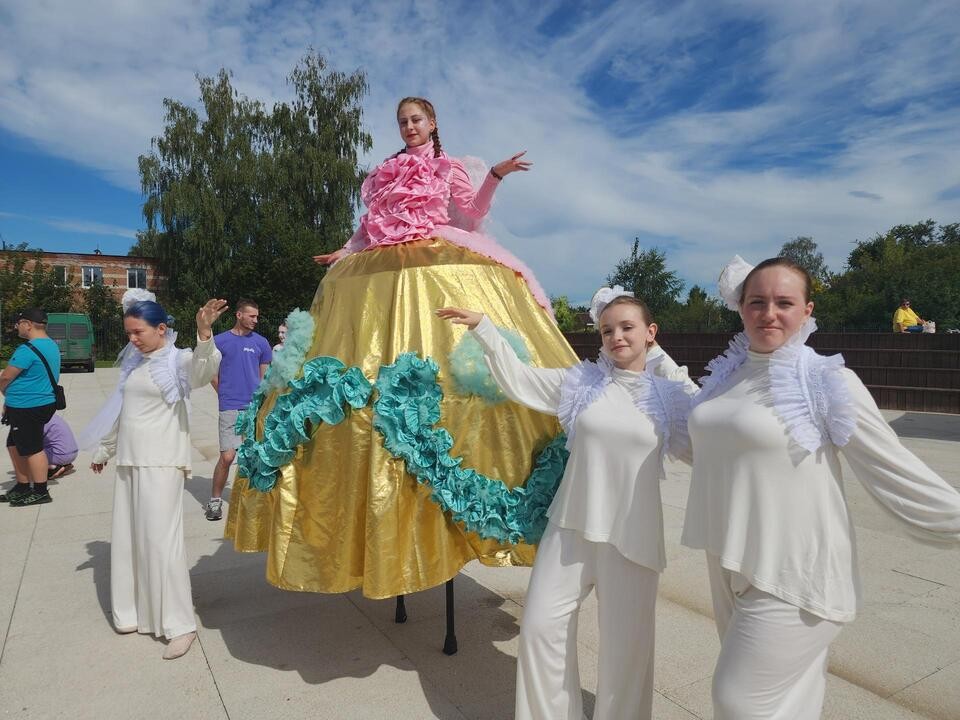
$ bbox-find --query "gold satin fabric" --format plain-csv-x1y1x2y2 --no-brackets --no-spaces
225,238,579,598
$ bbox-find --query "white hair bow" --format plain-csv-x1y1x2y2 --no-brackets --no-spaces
121,288,157,313
589,285,634,323
717,255,755,311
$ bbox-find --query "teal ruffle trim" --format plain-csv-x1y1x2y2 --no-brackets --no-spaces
236,357,373,491
448,326,531,403
235,351,567,544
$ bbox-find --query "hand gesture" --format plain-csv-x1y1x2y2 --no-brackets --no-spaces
90,460,107,474
196,299,229,341
491,151,532,179
313,248,346,265
436,307,483,330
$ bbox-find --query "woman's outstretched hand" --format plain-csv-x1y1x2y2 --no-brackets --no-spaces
491,151,532,179
196,299,230,341
313,248,346,265
436,307,483,330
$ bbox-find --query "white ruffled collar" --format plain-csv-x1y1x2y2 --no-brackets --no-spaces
558,354,690,461
125,342,189,405
695,318,856,453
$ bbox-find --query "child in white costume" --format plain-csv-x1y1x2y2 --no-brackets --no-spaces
683,257,960,719
438,287,696,720
83,294,228,660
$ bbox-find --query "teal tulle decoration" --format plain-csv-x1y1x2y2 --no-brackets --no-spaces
235,350,568,544
235,357,373,491
373,352,567,544
448,327,532,402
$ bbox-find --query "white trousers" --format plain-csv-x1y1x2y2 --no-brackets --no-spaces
707,555,843,720
515,522,659,720
111,466,196,639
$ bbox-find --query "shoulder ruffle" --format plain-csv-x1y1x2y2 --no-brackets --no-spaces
558,357,612,450
647,375,694,461
693,331,750,406
771,346,856,452
148,346,190,405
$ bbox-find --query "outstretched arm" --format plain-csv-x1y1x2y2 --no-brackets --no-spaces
840,370,960,542
436,308,564,414
448,151,533,220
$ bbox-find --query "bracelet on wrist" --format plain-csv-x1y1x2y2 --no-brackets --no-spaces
490,168,503,181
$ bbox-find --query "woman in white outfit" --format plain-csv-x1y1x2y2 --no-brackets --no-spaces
85,295,227,659
683,256,960,719
438,287,696,720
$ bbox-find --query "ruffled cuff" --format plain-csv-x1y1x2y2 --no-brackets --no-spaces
91,445,113,464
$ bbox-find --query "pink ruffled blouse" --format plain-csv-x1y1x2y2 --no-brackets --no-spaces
340,141,551,313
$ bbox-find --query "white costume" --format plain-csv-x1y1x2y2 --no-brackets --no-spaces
683,320,960,719
470,315,694,720
91,338,221,639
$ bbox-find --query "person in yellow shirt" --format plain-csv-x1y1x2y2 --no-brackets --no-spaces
893,298,924,332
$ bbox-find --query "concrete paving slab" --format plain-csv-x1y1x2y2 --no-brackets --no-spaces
1,625,227,720
220,660,467,720
191,562,329,629
891,658,960,720
829,610,960,697
459,561,531,603
376,601,524,707
653,600,720,695
198,599,408,699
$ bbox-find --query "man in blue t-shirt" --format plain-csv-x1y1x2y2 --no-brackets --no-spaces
1,307,62,507
207,299,272,520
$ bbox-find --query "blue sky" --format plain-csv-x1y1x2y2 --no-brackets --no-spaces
1,0,958,304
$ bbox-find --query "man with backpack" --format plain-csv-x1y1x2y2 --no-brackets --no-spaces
0,307,62,507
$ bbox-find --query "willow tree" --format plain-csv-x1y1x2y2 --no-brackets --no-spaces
138,52,372,319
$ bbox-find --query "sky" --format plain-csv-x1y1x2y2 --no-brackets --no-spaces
1,0,959,305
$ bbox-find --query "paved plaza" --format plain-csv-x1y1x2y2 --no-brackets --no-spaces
1,367,959,719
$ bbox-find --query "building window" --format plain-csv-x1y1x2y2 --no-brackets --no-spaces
81,266,103,288
127,267,147,289
53,265,67,284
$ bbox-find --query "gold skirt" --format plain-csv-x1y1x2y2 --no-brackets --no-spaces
224,238,579,598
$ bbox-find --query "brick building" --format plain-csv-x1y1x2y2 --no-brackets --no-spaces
14,250,165,300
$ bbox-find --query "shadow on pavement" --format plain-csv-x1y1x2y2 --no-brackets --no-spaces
188,536,545,717
76,540,112,623
889,411,960,441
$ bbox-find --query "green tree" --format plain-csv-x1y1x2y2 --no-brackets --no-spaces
0,245,75,356
84,281,122,329
779,236,830,287
659,285,739,332
607,239,684,318
814,220,960,331
551,295,586,332
139,51,372,316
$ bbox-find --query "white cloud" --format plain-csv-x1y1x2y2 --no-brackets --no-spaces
1,0,959,304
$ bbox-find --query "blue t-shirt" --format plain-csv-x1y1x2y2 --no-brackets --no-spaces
5,338,61,408
213,330,272,411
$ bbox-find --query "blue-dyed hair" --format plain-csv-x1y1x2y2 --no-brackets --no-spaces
124,300,175,328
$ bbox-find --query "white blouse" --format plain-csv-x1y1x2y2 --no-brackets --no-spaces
683,349,960,622
471,316,694,571
94,338,221,471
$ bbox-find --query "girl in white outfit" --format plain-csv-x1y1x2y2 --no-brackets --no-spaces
84,295,227,659
683,257,960,719
438,287,696,720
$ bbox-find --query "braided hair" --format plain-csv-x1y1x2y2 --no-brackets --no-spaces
396,97,442,158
